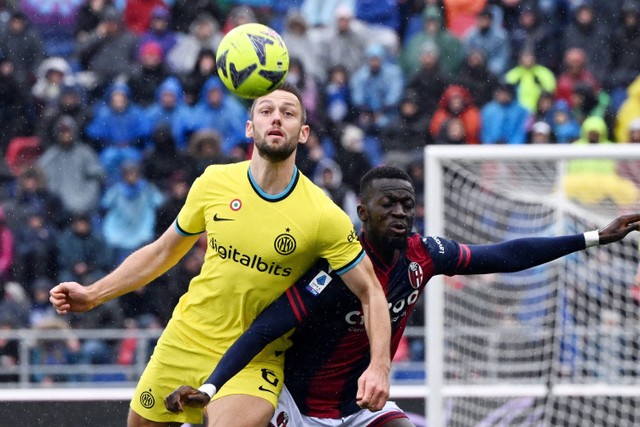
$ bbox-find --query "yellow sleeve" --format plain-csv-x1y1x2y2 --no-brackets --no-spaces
316,200,363,274
176,174,207,235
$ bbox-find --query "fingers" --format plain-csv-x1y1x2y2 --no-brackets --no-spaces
164,391,184,413
355,376,389,412
163,386,210,413
49,288,70,314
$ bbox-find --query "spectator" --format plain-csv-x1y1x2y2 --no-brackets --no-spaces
101,161,164,264
142,123,191,189
0,314,20,382
0,207,13,283
434,117,468,145
334,124,372,192
628,118,640,143
57,212,112,285
480,83,530,144
606,1,640,111
0,11,45,89
402,6,465,77
0,53,31,149
313,158,360,227
138,6,178,61
144,77,192,152
355,0,401,33
169,0,226,34
463,6,510,76
36,85,90,149
31,57,77,114
451,48,498,107
86,81,150,152
615,75,640,142
550,100,581,144
75,0,114,44
564,116,639,206
29,318,82,384
317,5,368,78
531,91,556,126
350,43,404,132
184,130,231,181
222,5,258,33
295,128,329,178
570,81,612,125
300,0,345,28
166,14,223,75
76,7,138,95
505,50,556,112
555,48,600,107
29,277,59,327
405,41,449,122
286,57,322,129
123,0,167,35
178,47,218,107
127,40,172,107
382,90,430,168
2,166,66,233
19,0,83,58
154,169,190,237
322,64,353,141
562,1,611,81
528,121,554,144
430,84,481,145
509,4,560,72
281,11,324,81
188,77,248,156
443,0,487,38
13,207,58,293
37,115,105,216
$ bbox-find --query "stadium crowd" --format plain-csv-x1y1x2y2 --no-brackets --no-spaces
1,0,640,383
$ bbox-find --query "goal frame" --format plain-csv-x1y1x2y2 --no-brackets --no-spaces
423,144,640,427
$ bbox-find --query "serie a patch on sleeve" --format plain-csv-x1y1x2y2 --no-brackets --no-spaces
306,270,333,296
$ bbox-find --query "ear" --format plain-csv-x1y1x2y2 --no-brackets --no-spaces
298,124,310,145
357,204,368,222
245,120,253,139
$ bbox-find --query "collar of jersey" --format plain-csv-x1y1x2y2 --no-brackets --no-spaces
247,165,300,202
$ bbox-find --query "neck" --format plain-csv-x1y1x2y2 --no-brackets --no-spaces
248,154,297,195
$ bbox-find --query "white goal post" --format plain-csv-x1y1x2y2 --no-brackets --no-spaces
423,144,640,427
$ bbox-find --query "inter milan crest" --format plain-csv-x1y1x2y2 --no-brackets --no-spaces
408,262,424,289
274,228,296,255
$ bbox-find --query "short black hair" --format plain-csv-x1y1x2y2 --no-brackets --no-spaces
249,82,307,123
360,166,413,199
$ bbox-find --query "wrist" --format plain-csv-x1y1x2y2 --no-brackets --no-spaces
198,383,216,399
584,230,600,248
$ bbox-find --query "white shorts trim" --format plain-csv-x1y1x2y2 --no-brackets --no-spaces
270,385,407,426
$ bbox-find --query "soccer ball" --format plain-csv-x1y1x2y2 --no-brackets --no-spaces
216,23,289,99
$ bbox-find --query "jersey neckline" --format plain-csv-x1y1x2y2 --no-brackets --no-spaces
247,165,300,202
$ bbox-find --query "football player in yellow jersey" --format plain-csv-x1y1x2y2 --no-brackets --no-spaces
49,83,391,427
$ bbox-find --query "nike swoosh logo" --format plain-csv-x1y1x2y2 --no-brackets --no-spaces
213,214,234,222
258,385,276,395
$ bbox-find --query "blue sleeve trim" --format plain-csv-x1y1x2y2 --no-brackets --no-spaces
336,250,365,275
174,219,204,236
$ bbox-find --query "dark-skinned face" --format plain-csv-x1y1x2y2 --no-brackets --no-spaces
359,178,416,252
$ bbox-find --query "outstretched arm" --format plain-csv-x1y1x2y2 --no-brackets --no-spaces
50,225,199,314
459,214,640,275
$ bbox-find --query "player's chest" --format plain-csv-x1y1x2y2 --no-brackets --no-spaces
202,196,316,258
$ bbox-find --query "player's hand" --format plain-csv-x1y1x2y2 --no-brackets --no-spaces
49,282,94,314
164,385,211,413
598,214,640,245
355,362,390,412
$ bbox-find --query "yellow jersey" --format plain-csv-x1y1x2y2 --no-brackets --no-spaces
169,160,363,354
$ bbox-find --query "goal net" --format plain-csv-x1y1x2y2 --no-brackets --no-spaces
422,144,640,427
